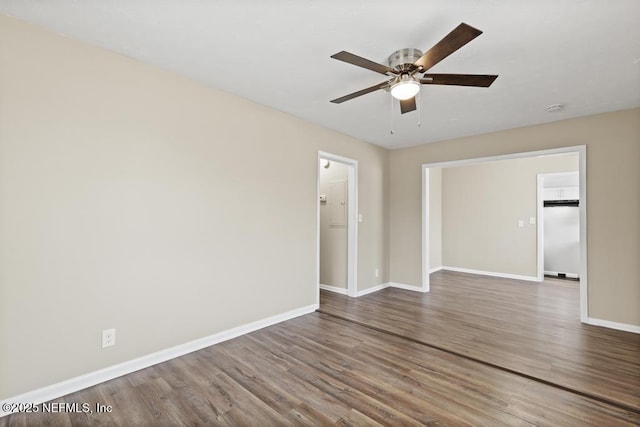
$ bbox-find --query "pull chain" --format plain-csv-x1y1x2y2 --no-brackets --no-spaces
389,95,395,135
417,92,422,127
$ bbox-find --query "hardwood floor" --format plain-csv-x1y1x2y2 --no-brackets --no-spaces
2,271,639,426
320,271,640,413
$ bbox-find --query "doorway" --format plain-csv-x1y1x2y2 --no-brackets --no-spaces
537,171,580,282
317,151,358,300
422,145,588,322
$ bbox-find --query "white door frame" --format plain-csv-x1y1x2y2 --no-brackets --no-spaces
317,151,358,299
421,167,431,292
422,145,588,322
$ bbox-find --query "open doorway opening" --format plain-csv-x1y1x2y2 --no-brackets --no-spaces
537,171,580,282
422,145,588,322
317,152,358,300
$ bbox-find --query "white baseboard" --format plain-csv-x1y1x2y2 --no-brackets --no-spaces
0,303,318,418
390,282,427,292
356,282,389,297
585,317,640,334
353,281,429,297
442,266,538,282
319,284,348,295
429,266,443,274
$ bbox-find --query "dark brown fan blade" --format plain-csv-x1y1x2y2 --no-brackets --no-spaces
331,51,397,75
420,74,498,87
414,23,483,72
330,81,391,104
399,97,417,114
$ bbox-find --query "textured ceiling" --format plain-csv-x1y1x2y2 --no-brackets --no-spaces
1,1,639,149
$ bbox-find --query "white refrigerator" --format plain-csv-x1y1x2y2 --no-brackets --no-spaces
543,204,580,278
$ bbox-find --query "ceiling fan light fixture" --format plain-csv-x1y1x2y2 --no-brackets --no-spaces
390,75,420,100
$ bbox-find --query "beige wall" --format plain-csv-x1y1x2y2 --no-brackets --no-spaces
390,108,640,326
428,168,442,269
0,15,389,399
441,155,578,277
2,12,638,401
319,162,348,288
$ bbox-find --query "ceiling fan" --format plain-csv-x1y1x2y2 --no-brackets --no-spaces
330,23,498,114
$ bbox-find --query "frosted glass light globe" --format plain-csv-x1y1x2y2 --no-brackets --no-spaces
390,77,420,100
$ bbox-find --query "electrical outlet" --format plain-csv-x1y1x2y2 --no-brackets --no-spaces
102,328,116,348
375,268,379,278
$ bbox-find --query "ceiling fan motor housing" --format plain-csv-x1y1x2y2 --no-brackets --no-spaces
388,48,423,72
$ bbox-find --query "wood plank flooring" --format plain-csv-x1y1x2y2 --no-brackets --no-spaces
320,271,640,413
2,271,639,426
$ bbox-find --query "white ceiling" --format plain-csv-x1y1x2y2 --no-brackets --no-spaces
1,1,639,149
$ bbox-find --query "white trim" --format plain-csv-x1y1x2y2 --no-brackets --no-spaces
585,317,640,334
390,282,427,292
353,281,428,297
0,304,317,418
536,174,545,282
317,151,358,299
356,282,390,297
347,161,358,298
429,266,443,274
421,145,586,169
578,147,588,323
316,157,321,307
421,166,430,292
319,284,348,295
442,266,539,282
422,145,589,321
